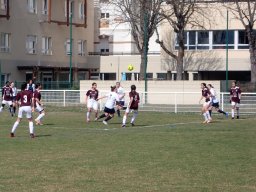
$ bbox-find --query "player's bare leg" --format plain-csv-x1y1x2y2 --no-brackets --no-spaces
35,111,45,125
94,110,98,121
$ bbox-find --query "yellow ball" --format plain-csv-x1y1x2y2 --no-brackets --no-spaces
128,64,134,71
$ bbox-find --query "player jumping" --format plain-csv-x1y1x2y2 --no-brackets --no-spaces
122,85,140,127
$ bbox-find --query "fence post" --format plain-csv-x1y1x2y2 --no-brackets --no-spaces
175,93,177,113
141,92,144,108
64,90,66,107
221,92,224,111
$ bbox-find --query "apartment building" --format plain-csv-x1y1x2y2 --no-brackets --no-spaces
92,1,252,81
0,0,97,84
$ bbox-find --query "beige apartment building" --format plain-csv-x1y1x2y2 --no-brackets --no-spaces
0,1,253,85
0,0,97,85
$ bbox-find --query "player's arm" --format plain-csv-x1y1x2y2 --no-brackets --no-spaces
85,95,88,104
96,95,107,101
128,96,134,108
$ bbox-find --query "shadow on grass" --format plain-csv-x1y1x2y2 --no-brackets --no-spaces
35,134,52,138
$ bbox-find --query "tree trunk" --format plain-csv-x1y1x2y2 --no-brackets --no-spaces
176,48,184,80
246,25,256,83
250,50,256,82
139,52,147,80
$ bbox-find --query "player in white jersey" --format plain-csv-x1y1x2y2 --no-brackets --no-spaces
116,82,125,117
207,84,228,118
10,82,17,115
96,85,120,125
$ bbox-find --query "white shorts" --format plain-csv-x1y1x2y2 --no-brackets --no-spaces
87,99,98,111
36,103,44,113
203,101,211,107
2,100,13,106
231,102,240,108
18,106,32,119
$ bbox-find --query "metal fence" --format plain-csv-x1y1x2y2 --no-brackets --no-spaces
35,90,256,114
1,90,255,114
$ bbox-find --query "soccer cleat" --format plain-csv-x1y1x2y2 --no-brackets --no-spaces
207,120,211,123
232,117,234,119
122,124,126,128
10,133,15,137
86,118,90,123
103,120,108,125
131,123,135,127
30,133,35,138
237,116,239,119
94,118,98,121
225,112,229,118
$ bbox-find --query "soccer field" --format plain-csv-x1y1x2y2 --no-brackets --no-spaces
0,108,256,192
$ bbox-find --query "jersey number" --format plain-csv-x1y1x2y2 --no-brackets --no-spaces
23,95,28,103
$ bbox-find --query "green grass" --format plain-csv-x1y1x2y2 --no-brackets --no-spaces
0,108,256,192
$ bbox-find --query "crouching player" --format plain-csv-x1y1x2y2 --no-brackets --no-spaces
34,83,45,125
122,85,140,127
10,82,35,138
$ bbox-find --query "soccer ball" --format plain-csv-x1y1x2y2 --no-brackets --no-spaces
128,64,134,71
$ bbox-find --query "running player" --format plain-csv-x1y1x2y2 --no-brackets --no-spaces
85,82,99,122
96,85,120,125
10,82,17,115
10,82,35,138
230,81,241,119
34,83,45,125
199,83,212,123
116,82,125,117
122,85,140,127
207,84,228,118
0,81,14,116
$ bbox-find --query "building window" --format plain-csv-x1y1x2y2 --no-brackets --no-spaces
79,2,84,19
42,0,48,15
213,30,234,49
101,12,109,19
65,0,74,17
0,0,6,10
78,40,86,56
0,33,10,53
238,30,249,49
27,0,37,14
65,39,73,55
197,31,209,49
42,37,52,55
26,35,37,54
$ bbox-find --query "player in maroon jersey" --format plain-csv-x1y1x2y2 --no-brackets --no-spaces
0,81,14,116
229,81,242,119
34,83,45,125
10,82,35,138
85,82,99,122
199,83,212,123
122,85,140,127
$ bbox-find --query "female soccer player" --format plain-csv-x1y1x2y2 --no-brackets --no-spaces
199,83,212,123
229,81,241,119
96,85,120,125
122,85,140,127
207,84,228,118
116,82,125,117
10,82,18,115
10,82,35,138
0,81,14,116
85,82,99,122
34,83,46,125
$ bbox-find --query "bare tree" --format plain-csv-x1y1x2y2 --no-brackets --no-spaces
110,0,163,80
225,0,256,82
156,1,208,80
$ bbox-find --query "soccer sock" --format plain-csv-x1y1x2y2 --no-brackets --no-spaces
217,109,226,114
98,114,106,119
11,121,19,133
236,108,240,117
36,113,45,121
203,113,208,121
206,111,211,120
122,115,127,125
86,112,90,119
29,122,34,134
131,111,138,123
117,109,121,117
209,110,212,117
105,115,112,122
13,106,16,114
10,106,13,114
0,106,3,112
231,109,235,118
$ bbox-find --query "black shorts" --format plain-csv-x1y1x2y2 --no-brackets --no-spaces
212,102,219,108
119,101,125,107
104,107,115,114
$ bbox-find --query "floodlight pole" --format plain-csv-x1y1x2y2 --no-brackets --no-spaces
69,13,73,89
0,61,2,87
144,10,148,103
225,10,229,92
